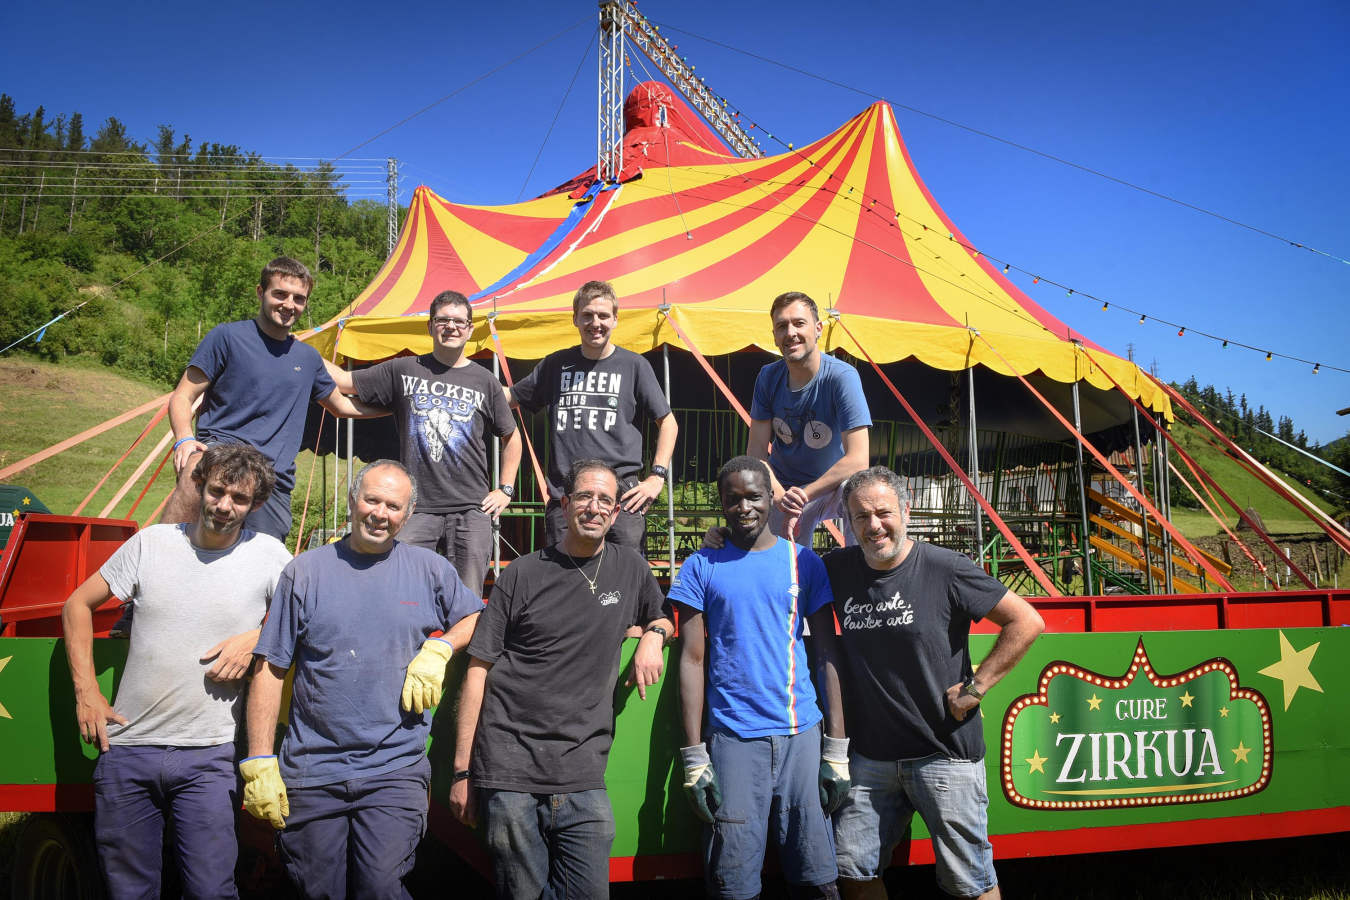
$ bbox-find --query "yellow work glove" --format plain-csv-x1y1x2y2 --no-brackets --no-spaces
240,755,289,830
401,637,454,714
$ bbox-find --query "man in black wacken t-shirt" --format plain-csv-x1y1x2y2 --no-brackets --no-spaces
326,290,522,597
816,466,1044,900
508,280,678,551
449,459,673,899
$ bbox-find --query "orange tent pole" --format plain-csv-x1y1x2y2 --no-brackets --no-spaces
972,336,1233,590
663,307,849,548
71,403,170,515
487,315,550,505
1167,460,1281,588
0,393,171,483
831,316,1062,597
127,444,174,519
98,429,174,518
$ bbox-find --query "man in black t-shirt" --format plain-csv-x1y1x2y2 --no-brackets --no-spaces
327,290,522,597
450,459,673,899
816,466,1044,900
508,280,678,551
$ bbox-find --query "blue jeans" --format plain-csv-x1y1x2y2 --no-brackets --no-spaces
705,724,838,899
481,788,614,899
833,752,996,897
93,743,240,900
276,756,430,900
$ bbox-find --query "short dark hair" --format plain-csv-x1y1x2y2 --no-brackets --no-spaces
842,466,911,512
572,280,618,318
769,291,819,322
429,290,471,321
563,458,619,496
260,257,314,294
192,444,276,510
350,459,418,508
716,454,772,498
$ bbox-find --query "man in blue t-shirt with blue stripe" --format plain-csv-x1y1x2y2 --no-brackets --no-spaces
671,455,847,900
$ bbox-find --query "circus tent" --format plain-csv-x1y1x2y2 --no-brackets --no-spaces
304,81,1170,445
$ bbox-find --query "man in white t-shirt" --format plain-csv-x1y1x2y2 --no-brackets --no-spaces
62,444,293,900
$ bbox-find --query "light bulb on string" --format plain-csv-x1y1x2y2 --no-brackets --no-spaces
1139,315,1146,325
1101,302,1108,311
1266,351,1273,361
1313,363,1320,374
1178,327,1185,337
1003,264,1010,273
1222,340,1228,348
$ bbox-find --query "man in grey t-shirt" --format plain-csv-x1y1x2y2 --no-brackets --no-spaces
62,444,292,900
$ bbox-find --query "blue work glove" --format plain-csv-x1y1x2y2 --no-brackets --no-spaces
680,742,722,824
819,735,851,814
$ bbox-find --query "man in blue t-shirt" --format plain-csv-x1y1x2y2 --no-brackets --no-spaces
161,257,380,541
241,460,482,899
749,291,872,544
670,455,845,900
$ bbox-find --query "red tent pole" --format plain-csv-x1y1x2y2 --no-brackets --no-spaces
1167,459,1282,588
71,402,170,515
831,316,1062,597
0,393,171,483
970,333,1234,590
1081,346,1330,583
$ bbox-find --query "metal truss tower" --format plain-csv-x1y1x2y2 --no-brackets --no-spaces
598,2,627,184
386,157,399,257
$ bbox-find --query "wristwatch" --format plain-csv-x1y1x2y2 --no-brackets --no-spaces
645,624,670,642
962,676,985,701
452,769,472,783
649,464,669,480
498,483,515,498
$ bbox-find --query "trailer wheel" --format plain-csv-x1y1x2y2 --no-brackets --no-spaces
9,813,106,900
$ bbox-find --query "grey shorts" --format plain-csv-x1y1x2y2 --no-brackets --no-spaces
397,508,493,598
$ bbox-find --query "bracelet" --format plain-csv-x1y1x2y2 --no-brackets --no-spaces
172,436,198,451
452,769,472,783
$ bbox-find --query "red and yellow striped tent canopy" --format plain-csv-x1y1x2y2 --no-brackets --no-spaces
306,82,1168,418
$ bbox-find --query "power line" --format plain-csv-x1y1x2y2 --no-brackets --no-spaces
652,18,1350,268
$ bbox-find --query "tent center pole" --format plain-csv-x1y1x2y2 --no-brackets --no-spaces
662,343,676,578
492,353,502,582
1131,405,1155,593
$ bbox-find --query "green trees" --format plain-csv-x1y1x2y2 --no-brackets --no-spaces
0,94,395,383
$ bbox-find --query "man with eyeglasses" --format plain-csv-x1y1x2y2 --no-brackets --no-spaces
326,290,522,597
507,280,677,551
449,459,673,898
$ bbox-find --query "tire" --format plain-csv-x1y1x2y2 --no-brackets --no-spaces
9,813,106,900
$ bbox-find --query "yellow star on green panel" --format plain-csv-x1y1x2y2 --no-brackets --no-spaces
21,496,30,505
1086,694,1102,711
0,656,11,719
1048,711,1061,724
1179,691,1195,708
1258,630,1323,711
1026,750,1048,775
1231,742,1252,764
1219,707,1230,718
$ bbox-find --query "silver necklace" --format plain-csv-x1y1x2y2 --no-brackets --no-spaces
567,544,606,595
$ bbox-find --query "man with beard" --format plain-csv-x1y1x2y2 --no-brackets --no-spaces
507,280,678,550
670,455,844,900
324,289,522,597
450,459,672,899
817,467,1044,900
242,460,482,899
62,444,292,899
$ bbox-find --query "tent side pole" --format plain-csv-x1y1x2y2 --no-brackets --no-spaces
662,344,676,577
1071,381,1095,595
1132,405,1155,593
966,367,984,566
1154,414,1175,594
493,353,503,584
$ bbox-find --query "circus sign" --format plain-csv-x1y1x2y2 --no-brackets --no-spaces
999,639,1272,810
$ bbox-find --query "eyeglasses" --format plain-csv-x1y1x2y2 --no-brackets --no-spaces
430,317,472,331
570,491,616,512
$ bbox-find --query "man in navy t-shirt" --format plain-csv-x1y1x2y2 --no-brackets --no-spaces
242,460,482,899
671,455,844,900
161,257,381,541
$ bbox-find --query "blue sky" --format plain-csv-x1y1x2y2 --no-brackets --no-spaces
5,0,1348,444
